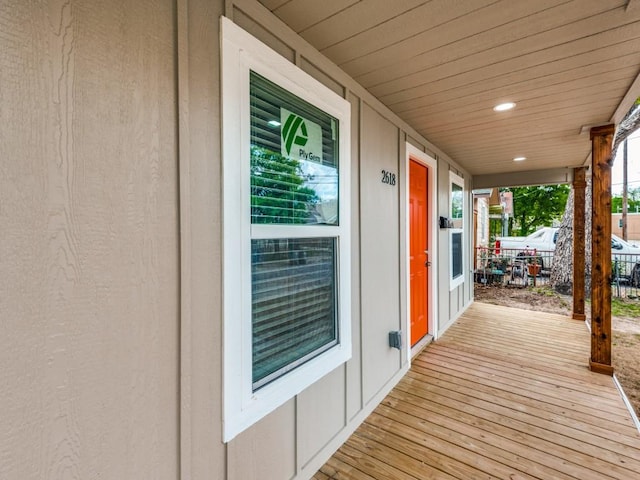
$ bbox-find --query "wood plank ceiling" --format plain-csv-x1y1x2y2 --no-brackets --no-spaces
258,0,640,177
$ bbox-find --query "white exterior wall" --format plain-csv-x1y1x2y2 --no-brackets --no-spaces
477,198,490,247
0,1,474,479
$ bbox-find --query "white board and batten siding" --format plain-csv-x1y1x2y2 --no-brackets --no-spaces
0,1,473,479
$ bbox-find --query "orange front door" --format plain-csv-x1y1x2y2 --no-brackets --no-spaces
409,159,429,346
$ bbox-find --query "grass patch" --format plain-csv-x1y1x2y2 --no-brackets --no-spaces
531,286,570,307
611,297,640,318
532,286,561,297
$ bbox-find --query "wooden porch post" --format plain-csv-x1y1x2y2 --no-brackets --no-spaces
572,167,587,321
590,124,615,376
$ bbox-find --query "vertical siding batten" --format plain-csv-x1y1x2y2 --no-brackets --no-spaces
176,0,192,477
178,0,227,478
346,92,363,422
398,132,409,366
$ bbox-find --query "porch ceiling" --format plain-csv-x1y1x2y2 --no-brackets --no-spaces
259,0,640,176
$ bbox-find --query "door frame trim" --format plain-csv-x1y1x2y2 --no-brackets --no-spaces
405,143,439,364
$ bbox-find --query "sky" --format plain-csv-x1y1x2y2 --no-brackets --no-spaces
612,130,640,195
299,159,338,201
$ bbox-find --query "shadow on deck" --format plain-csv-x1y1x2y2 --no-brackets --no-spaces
314,302,640,480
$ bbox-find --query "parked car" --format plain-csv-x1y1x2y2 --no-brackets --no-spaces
611,234,640,283
495,227,558,269
496,227,559,254
611,234,640,254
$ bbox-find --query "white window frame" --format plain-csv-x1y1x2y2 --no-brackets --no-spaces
449,171,465,290
221,17,351,442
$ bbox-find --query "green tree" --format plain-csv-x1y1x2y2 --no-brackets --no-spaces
507,185,570,236
612,187,640,213
250,146,319,224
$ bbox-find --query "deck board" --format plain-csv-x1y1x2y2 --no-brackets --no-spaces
316,303,640,479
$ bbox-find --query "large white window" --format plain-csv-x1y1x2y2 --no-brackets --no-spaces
221,17,351,441
449,172,465,289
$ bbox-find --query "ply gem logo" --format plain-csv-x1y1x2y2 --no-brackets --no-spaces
281,113,308,156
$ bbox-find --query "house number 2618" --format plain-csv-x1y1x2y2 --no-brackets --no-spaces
381,169,396,186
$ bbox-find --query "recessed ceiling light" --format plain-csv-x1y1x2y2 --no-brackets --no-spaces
513,156,527,162
493,102,516,112
268,120,281,127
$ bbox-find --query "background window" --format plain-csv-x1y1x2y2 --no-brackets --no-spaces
451,232,463,279
450,172,465,289
451,183,463,227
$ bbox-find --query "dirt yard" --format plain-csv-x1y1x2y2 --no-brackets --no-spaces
474,284,640,419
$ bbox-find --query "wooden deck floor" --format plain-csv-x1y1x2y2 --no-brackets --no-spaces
314,302,640,480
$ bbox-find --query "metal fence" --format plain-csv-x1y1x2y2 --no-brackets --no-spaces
474,247,554,288
612,253,640,298
474,247,640,298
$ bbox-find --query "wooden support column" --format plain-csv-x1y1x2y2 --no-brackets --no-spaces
572,167,587,321
590,124,615,376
